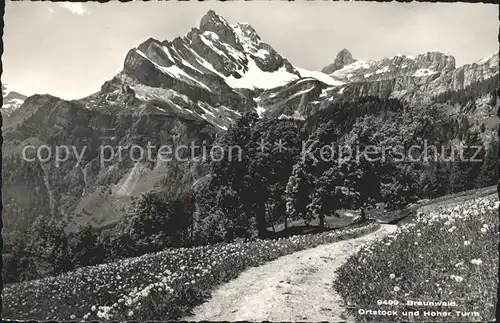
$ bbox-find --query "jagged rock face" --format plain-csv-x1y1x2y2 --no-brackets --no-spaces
327,51,457,83
199,10,241,51
258,51,497,117
88,11,343,129
113,10,302,131
256,78,331,119
3,93,218,233
323,51,496,93
321,48,356,74
259,50,497,119
451,53,499,90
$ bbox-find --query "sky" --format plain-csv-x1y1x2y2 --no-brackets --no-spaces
2,1,498,100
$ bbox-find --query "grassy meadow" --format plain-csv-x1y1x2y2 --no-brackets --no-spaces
3,221,379,321
335,194,499,322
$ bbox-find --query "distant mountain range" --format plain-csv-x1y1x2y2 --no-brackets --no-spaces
2,10,498,239
2,84,27,117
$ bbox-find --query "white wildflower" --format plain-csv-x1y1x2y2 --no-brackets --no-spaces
471,259,483,265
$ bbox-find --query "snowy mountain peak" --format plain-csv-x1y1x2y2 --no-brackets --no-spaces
83,11,498,130
322,49,460,84
120,10,300,90
100,11,306,130
200,10,228,28
2,84,27,117
199,10,239,48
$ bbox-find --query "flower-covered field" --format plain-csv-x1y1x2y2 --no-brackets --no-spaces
335,194,499,322
3,222,379,321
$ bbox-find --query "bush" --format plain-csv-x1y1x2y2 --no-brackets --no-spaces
110,192,192,257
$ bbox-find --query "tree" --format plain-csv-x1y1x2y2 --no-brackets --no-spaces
449,131,485,193
113,192,191,256
69,224,106,267
475,139,499,188
4,217,72,282
199,113,302,239
286,162,313,224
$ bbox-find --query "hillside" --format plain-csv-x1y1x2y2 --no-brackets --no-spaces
3,188,496,321
2,222,380,321
335,193,498,322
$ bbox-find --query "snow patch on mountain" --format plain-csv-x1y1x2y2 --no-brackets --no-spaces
225,59,298,90
256,106,266,117
330,60,374,79
472,52,498,66
414,68,438,77
295,68,344,86
161,46,176,63
232,23,262,55
375,66,390,74
278,111,305,121
135,49,211,91
200,33,227,58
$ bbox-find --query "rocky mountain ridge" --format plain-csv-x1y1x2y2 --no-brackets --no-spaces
260,49,498,119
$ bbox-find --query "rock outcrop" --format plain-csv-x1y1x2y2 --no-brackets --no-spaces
321,48,356,74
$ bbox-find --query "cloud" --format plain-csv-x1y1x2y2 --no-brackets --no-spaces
58,3,90,16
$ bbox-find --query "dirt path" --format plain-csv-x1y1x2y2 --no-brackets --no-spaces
184,224,397,322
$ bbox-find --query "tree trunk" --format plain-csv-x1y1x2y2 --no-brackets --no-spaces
255,202,267,238
319,214,325,229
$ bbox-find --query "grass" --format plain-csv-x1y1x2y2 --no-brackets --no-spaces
334,193,499,322
3,221,380,321
375,185,497,225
